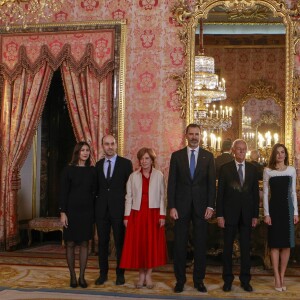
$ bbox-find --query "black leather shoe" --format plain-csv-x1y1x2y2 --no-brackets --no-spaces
70,278,78,288
116,275,125,285
174,283,184,293
241,283,253,292
223,283,232,292
78,277,88,288
194,282,207,293
95,275,108,285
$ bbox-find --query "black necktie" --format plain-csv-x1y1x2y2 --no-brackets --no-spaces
106,160,111,181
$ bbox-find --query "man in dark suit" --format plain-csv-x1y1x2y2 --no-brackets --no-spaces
95,135,133,286
168,123,216,293
216,139,259,293
215,140,233,179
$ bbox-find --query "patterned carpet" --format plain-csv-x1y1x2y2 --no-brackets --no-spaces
1,244,300,299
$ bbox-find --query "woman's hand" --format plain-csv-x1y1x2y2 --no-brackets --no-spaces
123,220,128,227
159,219,165,227
60,212,68,228
264,215,272,225
294,215,299,224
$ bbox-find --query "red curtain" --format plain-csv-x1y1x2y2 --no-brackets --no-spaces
61,61,112,163
0,64,53,250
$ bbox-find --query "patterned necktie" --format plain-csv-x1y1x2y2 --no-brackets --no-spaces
190,150,195,179
238,163,243,186
106,160,111,181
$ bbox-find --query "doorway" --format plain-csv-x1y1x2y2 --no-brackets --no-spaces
40,70,76,217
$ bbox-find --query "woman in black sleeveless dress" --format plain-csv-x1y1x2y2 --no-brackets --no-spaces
59,142,96,288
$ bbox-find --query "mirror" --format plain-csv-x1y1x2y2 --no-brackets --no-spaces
239,80,284,158
172,0,298,162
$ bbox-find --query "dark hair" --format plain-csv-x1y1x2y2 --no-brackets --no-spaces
70,142,91,166
137,147,156,167
185,123,201,134
222,139,232,152
267,143,289,170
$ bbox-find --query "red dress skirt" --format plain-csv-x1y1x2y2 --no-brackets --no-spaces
120,173,167,269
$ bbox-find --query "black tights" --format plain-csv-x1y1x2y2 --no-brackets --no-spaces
66,240,89,281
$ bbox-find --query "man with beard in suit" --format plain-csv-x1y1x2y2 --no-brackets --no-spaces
168,123,216,293
215,140,233,179
95,135,133,286
216,139,259,293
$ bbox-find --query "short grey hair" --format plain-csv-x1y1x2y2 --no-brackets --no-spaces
232,139,248,150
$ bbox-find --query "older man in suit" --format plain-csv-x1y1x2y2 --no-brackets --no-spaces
95,135,133,286
216,139,259,292
168,123,216,293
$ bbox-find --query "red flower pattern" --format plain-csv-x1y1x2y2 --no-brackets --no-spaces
112,9,125,19
137,72,156,92
3,41,18,62
55,11,68,22
81,0,99,11
140,30,155,48
170,47,184,66
95,38,111,59
139,0,158,10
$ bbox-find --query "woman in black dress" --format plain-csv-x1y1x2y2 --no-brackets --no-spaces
263,143,299,291
59,142,96,288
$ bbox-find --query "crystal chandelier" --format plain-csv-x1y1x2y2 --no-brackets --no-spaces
194,19,227,105
0,0,65,30
194,19,232,152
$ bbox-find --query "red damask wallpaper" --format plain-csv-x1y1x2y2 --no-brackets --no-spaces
2,0,300,174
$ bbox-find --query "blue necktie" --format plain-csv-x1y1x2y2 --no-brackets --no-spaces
238,163,243,186
106,160,111,181
190,150,195,179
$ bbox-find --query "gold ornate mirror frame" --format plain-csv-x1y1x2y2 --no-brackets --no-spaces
172,0,300,162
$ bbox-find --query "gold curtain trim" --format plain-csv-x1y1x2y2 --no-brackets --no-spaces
0,43,115,83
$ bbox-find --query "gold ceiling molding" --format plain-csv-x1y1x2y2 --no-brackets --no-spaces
228,5,270,21
171,0,299,163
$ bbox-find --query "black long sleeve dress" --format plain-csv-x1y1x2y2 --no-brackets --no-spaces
59,165,97,241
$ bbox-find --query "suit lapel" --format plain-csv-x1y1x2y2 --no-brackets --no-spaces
193,148,204,178
109,155,119,182
230,160,241,185
181,148,192,180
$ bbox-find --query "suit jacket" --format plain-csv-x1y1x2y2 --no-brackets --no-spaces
167,147,216,218
215,152,234,179
124,168,166,217
216,160,259,226
95,156,133,219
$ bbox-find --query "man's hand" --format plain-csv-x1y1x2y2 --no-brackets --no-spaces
252,218,258,227
170,208,179,220
217,217,225,228
294,215,299,224
60,212,68,228
204,207,214,220
123,220,128,227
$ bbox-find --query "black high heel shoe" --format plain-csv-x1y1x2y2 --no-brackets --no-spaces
70,277,78,288
78,277,88,288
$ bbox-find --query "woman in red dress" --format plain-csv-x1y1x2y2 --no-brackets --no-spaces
120,147,167,288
